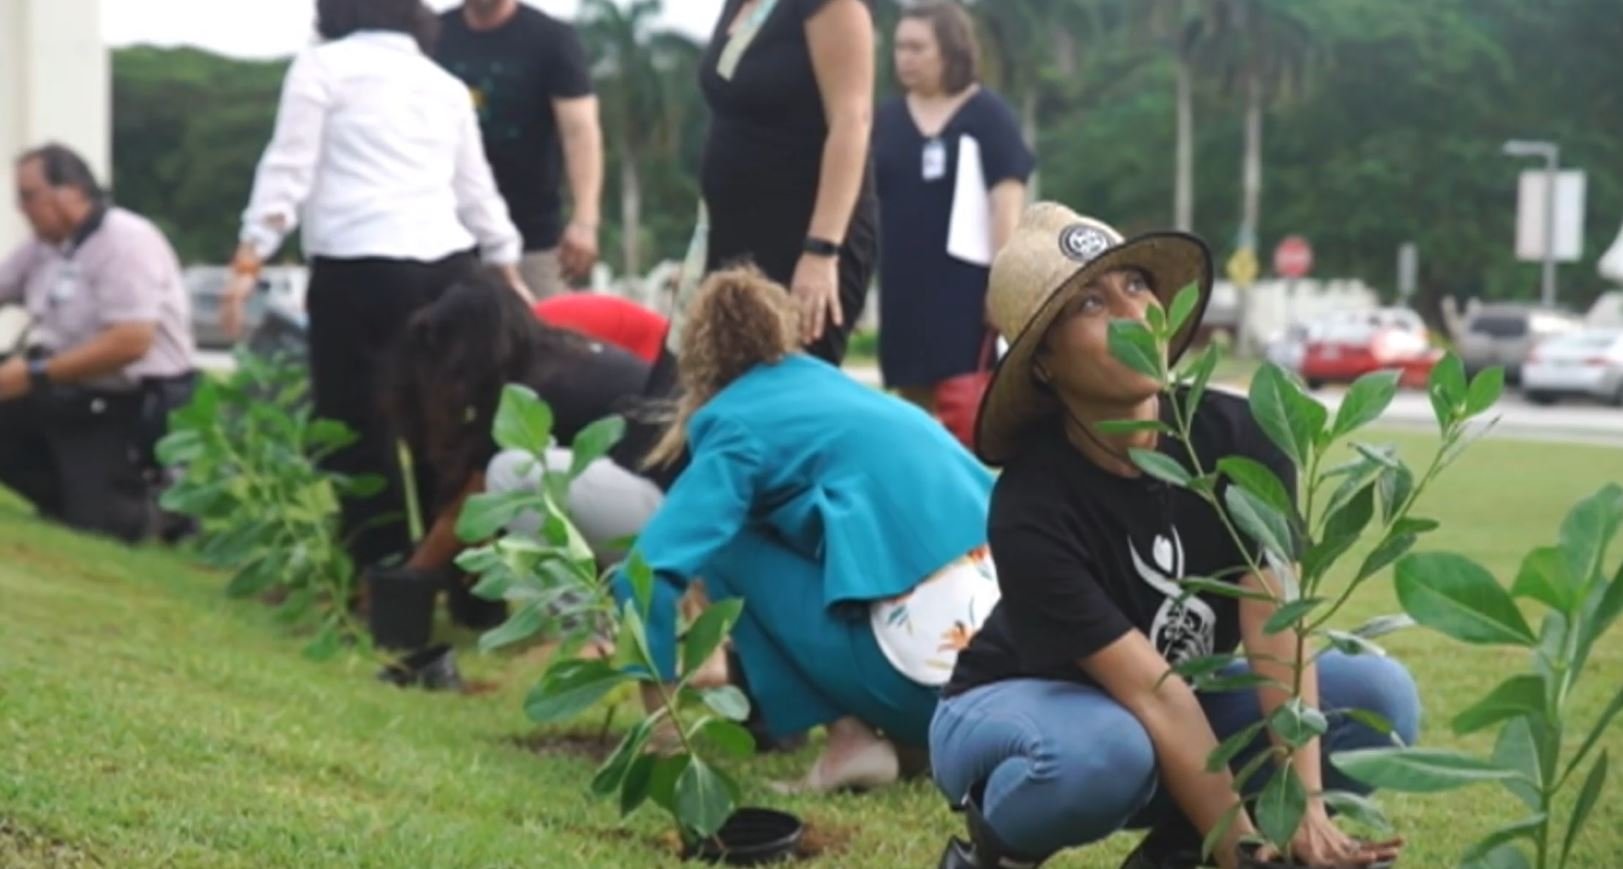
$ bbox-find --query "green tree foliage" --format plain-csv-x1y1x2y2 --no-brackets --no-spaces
111,0,1621,311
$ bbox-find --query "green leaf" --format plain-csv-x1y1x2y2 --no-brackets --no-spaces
1466,366,1506,418
1181,344,1221,423
1462,816,1548,866
1217,457,1295,520
1201,801,1246,864
619,754,658,817
155,429,204,466
624,552,655,619
302,625,344,662
1579,565,1623,671
1495,715,1547,810
479,601,546,653
1510,546,1572,611
701,685,751,722
675,757,736,840
493,384,554,453
1264,598,1324,635
694,718,755,759
1255,766,1308,850
1177,577,1277,604
1145,301,1167,336
1355,532,1418,583
455,490,534,542
1463,843,1532,869
1095,419,1174,437
648,754,689,815
1107,319,1164,381
225,556,280,598
1428,352,1468,432
1324,630,1388,658
1249,363,1328,467
1452,675,1547,736
332,473,386,498
681,598,744,681
1170,653,1246,683
1306,485,1377,581
1395,553,1538,646
1167,282,1201,335
1333,747,1516,792
1338,708,1400,742
1559,485,1623,589
569,415,627,480
305,418,357,451
1225,485,1297,562
1332,370,1401,439
523,659,633,723
1562,686,1623,789
1560,751,1606,869
1206,720,1267,773
592,717,656,798
1352,615,1416,641
1377,463,1416,524
1129,449,1192,488
1192,673,1288,694
1321,790,1394,836
1269,698,1329,749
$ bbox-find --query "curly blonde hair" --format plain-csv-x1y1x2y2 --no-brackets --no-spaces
645,266,800,468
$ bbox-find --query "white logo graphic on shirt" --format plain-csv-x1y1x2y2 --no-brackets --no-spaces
1129,528,1215,666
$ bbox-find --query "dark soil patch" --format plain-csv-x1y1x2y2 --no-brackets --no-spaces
0,819,100,867
507,730,616,762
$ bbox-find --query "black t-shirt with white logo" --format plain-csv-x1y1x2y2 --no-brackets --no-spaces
944,391,1297,697
436,6,594,252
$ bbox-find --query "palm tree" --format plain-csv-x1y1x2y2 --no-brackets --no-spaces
579,0,702,281
1133,0,1208,231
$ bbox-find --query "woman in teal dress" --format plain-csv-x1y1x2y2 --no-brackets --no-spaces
616,266,995,793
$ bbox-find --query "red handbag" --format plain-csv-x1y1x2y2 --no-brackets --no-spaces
935,333,998,451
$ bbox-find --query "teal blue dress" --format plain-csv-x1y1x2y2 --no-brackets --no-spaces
613,354,993,742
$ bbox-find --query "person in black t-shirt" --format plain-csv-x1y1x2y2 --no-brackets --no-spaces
437,1,602,299
381,273,660,625
930,205,1419,869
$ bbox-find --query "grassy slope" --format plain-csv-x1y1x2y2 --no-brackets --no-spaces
2,432,1621,868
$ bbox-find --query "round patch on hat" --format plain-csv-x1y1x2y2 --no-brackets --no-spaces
1059,224,1112,263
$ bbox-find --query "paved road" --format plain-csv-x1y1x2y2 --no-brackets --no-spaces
841,365,1623,448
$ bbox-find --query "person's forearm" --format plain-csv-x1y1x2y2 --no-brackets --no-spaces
990,181,1026,254
407,473,483,571
805,116,870,244
42,324,155,384
1252,648,1327,797
1137,691,1258,853
562,123,603,228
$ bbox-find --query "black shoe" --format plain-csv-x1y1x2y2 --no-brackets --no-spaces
936,786,1048,868
1118,819,1208,869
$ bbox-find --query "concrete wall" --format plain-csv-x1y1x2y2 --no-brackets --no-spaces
0,0,109,253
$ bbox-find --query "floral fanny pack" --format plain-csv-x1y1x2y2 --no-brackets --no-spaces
869,547,1001,687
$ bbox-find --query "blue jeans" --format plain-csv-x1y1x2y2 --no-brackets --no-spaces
928,651,1421,858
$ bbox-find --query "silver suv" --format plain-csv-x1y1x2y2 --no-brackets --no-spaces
1457,304,1581,383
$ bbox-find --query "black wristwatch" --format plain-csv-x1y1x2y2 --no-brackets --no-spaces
803,236,840,258
26,358,52,391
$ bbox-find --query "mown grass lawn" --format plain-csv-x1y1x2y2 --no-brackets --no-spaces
2,431,1621,868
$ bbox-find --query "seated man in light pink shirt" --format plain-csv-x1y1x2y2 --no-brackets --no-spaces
0,143,197,542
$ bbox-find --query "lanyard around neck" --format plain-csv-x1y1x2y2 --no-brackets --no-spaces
716,0,781,81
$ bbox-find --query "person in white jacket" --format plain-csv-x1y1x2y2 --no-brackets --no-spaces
222,0,528,575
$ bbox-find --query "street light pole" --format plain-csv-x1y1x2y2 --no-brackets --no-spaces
1503,139,1561,307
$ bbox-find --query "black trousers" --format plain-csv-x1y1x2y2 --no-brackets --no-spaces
305,252,476,571
0,386,151,542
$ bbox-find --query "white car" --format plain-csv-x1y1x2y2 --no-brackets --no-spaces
1522,329,1623,406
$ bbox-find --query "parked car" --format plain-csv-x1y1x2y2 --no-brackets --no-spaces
1300,308,1436,389
1522,329,1623,406
1457,304,1581,384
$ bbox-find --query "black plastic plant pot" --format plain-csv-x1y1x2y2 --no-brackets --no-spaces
376,643,464,692
1238,841,1394,869
366,566,439,651
687,808,805,865
446,574,509,630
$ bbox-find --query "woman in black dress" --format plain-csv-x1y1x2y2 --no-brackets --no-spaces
698,0,878,363
875,2,1033,411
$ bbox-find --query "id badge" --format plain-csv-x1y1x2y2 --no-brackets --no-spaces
922,138,947,181
49,262,80,307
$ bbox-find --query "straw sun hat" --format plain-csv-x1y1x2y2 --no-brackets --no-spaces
974,203,1214,466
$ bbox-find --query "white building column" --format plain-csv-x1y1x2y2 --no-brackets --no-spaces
0,0,108,252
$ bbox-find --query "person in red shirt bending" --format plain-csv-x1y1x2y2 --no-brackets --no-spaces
533,293,667,363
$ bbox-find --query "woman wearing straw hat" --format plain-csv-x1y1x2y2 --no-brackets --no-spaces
929,204,1419,869
614,266,998,793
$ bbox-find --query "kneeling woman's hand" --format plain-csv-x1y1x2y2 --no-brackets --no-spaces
1277,806,1402,867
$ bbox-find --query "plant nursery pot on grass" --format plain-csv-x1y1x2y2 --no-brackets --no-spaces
686,808,805,865
1238,842,1394,869
366,566,439,651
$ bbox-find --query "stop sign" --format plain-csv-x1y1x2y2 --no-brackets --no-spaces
1273,235,1314,279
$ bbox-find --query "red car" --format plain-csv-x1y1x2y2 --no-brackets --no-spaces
1300,309,1437,389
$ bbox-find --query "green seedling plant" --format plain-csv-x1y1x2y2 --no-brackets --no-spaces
156,350,383,659
1333,484,1623,869
1107,287,1503,863
454,385,757,849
